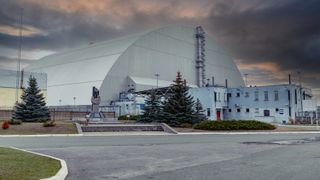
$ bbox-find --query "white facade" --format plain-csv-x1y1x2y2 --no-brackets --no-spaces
26,26,244,106
226,85,305,123
189,87,227,120
191,84,315,123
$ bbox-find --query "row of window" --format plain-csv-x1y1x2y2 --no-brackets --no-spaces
214,92,227,102
230,90,280,101
228,108,282,116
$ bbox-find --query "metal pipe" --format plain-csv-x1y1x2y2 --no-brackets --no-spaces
288,74,291,85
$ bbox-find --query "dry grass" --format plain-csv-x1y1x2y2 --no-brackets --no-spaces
0,120,77,135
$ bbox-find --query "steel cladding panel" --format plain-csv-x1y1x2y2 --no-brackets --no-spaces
27,26,244,105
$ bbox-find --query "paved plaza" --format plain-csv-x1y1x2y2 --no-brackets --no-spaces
1,133,320,180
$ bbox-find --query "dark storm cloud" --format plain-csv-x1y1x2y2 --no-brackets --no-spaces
0,55,32,70
0,0,319,90
207,0,320,76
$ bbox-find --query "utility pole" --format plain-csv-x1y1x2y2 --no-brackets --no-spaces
15,8,23,103
297,71,304,118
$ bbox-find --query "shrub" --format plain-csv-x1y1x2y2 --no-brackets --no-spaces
9,120,22,125
193,120,276,130
180,123,193,128
43,120,56,127
118,115,140,121
2,120,9,129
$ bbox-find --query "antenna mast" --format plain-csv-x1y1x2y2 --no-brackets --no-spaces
15,8,23,103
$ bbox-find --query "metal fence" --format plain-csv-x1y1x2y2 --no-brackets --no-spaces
0,105,121,120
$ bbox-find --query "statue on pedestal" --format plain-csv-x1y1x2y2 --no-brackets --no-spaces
91,87,101,112
87,86,105,122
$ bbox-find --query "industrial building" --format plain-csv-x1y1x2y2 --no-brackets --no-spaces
1,25,318,123
189,83,315,123
26,26,244,106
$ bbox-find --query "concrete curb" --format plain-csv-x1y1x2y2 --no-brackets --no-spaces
177,131,320,135
8,146,68,180
160,123,178,134
75,123,83,134
1,131,320,137
0,134,83,137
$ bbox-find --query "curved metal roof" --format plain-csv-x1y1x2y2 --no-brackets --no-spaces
26,26,244,105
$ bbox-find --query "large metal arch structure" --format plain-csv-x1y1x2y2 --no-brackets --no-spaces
26,26,244,106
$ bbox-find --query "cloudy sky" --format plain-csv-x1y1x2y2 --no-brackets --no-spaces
0,0,319,96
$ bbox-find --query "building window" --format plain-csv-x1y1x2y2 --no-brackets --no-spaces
245,92,249,97
207,108,211,116
237,108,241,113
264,91,269,101
229,109,232,112
227,93,231,102
274,90,279,101
264,110,270,116
255,108,259,114
218,92,221,102
214,92,217,102
254,91,259,101
246,108,250,113
236,93,240,97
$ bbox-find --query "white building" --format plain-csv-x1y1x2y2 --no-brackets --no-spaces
190,84,315,123
189,86,227,120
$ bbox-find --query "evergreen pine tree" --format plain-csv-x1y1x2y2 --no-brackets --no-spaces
193,98,206,124
12,76,51,122
162,72,196,127
139,89,162,123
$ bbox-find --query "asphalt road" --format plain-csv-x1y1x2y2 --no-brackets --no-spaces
1,134,320,180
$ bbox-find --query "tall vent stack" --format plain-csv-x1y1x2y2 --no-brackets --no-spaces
195,26,206,87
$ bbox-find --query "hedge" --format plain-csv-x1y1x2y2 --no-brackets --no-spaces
118,115,140,121
193,120,276,130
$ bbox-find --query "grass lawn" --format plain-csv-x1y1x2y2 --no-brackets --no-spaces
0,147,61,180
0,120,77,135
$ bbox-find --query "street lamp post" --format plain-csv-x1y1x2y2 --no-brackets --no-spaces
155,74,160,88
73,97,76,106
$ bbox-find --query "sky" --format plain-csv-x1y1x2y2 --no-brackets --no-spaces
0,0,319,98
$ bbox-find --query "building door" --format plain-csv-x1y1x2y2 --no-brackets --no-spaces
216,110,221,121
